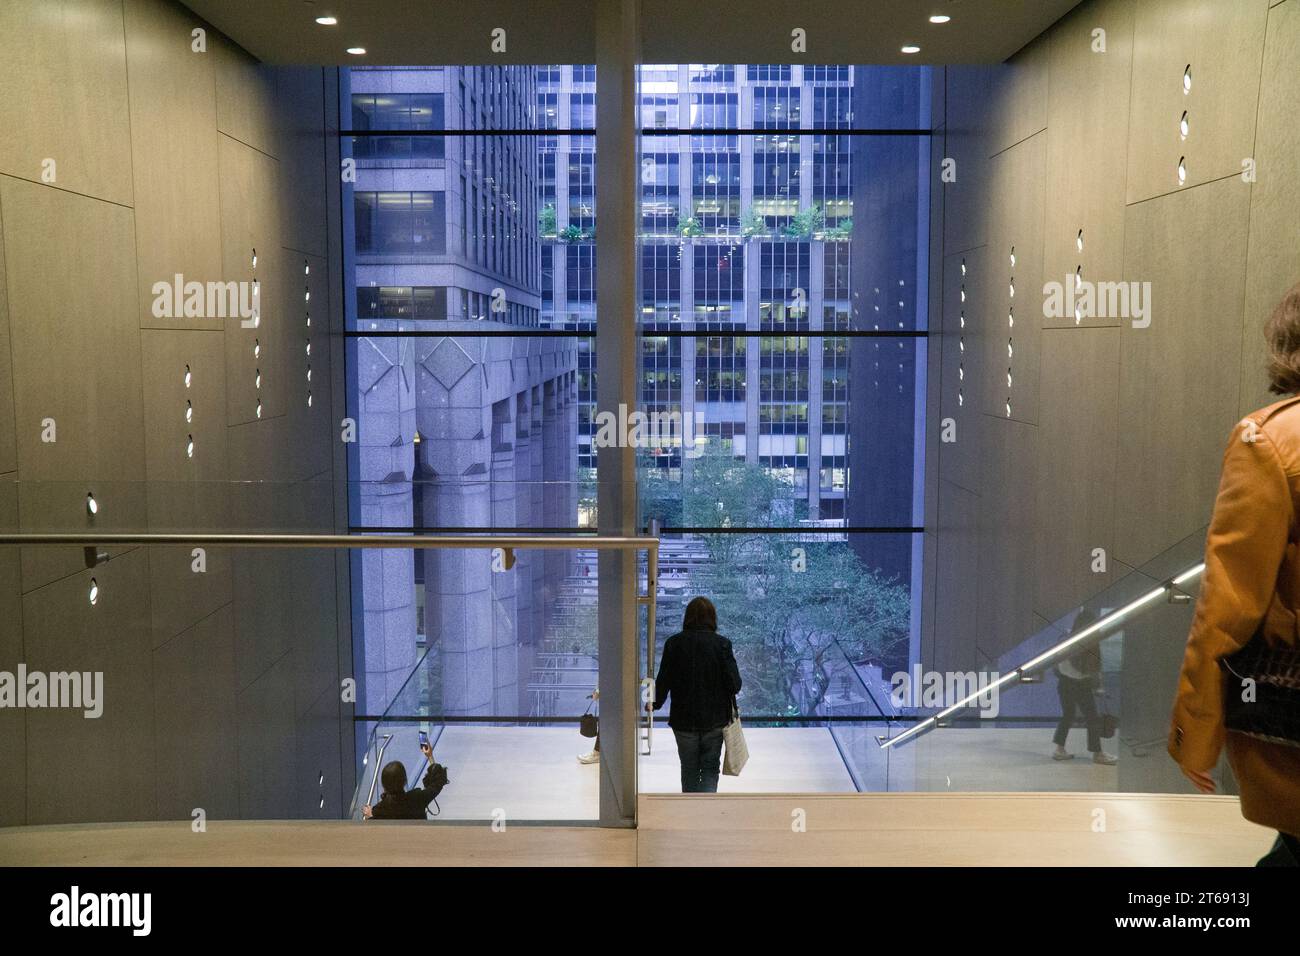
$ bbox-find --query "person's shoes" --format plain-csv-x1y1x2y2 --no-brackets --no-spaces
577,750,600,764
1052,745,1073,761
1092,750,1118,766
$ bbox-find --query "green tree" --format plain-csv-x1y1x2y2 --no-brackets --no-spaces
823,216,853,241
676,215,703,238
782,202,825,239
659,443,910,716
740,208,768,239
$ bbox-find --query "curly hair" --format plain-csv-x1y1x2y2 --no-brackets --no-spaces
1264,281,1300,395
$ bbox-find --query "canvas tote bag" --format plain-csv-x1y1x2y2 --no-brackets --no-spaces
722,697,748,775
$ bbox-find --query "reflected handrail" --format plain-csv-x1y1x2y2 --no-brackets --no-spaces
877,540,1207,750
362,734,393,815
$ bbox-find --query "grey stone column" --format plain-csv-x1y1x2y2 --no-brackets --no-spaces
355,337,417,715
513,389,535,656
542,378,562,631
416,336,494,716
490,398,520,712
529,383,545,645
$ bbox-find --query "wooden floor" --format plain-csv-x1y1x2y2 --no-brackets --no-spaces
0,792,1275,866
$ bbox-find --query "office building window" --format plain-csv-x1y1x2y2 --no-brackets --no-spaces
353,191,447,255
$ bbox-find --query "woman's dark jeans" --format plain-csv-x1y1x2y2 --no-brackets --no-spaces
1054,674,1101,752
673,727,725,792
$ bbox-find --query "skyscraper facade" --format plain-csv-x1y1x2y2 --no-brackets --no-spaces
343,66,579,717
343,62,928,720
538,65,897,522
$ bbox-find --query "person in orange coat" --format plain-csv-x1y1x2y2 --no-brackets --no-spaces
1170,282,1300,866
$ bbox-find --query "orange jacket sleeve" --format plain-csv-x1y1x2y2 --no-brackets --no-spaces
1169,419,1293,771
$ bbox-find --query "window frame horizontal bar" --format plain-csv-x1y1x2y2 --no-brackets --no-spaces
656,526,923,534
339,127,933,137
344,329,927,338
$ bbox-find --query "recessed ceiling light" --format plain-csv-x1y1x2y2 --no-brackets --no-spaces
315,16,338,26
346,47,366,55
901,45,921,54
929,15,951,24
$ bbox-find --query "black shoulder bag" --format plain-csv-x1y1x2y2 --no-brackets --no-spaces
1220,631,1300,748
580,694,599,738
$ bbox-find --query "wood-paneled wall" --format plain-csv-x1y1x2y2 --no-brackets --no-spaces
0,0,348,825
929,0,1297,671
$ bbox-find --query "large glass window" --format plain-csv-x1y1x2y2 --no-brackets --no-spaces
353,191,446,255
340,63,930,811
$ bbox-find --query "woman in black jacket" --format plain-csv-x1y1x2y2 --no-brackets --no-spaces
363,740,449,819
650,597,743,793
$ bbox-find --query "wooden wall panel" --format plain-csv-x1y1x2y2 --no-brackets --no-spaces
1114,176,1249,568
941,67,993,255
1033,327,1120,621
236,653,298,818
125,0,224,332
152,605,240,819
933,479,981,674
975,417,1038,663
0,0,134,206
275,66,329,259
219,134,285,426
987,38,1050,155
0,178,146,591
214,34,278,158
22,550,156,824
0,190,14,476
938,248,985,493
280,252,334,483
1043,0,1133,329
1126,0,1269,204
141,329,233,646
984,132,1047,425
0,476,23,826
1239,0,1300,416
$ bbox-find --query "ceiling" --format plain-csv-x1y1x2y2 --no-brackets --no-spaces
179,0,1085,66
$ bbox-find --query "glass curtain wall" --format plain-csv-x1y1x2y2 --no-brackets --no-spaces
630,64,931,793
337,62,932,816
340,66,600,821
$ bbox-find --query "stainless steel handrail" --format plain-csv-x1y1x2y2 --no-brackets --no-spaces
876,561,1206,750
0,532,655,551
0,532,662,789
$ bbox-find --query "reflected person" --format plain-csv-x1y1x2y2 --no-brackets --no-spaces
1052,609,1117,765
